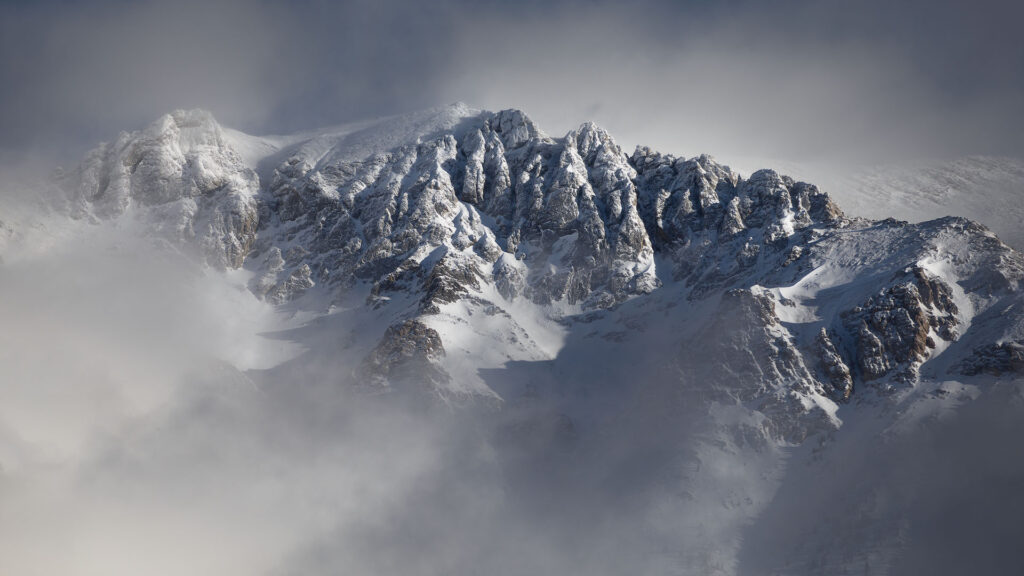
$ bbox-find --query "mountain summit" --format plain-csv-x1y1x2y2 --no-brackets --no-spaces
20,104,1024,573
55,105,1024,407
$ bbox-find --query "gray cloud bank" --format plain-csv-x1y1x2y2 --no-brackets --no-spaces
3,221,1023,576
3,2,1024,574
1,0,1023,166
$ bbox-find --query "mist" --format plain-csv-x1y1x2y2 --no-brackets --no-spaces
0,219,469,575
0,214,719,575
3,0,1023,166
5,213,1022,575
2,1,1024,574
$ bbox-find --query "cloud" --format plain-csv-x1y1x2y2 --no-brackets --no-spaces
3,219,1023,575
0,219,455,575
2,2,1024,574
0,204,765,576
1,0,1022,165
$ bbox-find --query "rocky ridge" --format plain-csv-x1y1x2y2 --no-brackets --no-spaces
57,105,1024,426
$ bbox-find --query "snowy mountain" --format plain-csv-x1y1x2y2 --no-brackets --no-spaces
4,104,1024,575
54,104,1024,404
740,155,1024,251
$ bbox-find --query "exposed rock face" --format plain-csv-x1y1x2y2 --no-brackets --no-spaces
63,109,259,269
260,109,658,314
420,253,483,314
631,150,846,298
841,267,959,384
361,320,450,390
959,340,1024,376
816,328,853,401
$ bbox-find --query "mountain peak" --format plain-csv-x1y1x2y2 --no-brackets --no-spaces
489,108,544,148
146,108,226,151
51,104,1024,407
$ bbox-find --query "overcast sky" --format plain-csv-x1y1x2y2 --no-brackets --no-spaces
3,3,1024,574
2,0,1022,165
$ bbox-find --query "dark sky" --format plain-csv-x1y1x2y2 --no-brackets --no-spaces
1,0,1022,165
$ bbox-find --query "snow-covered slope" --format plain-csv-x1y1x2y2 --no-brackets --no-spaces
42,101,1024,445
5,104,1024,575
738,155,1024,251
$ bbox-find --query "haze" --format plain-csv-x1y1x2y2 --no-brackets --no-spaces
2,2,1024,575
2,0,1023,167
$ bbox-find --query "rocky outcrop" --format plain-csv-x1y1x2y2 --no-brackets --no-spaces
816,328,853,401
841,267,959,384
63,109,259,269
959,340,1024,376
361,320,449,389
